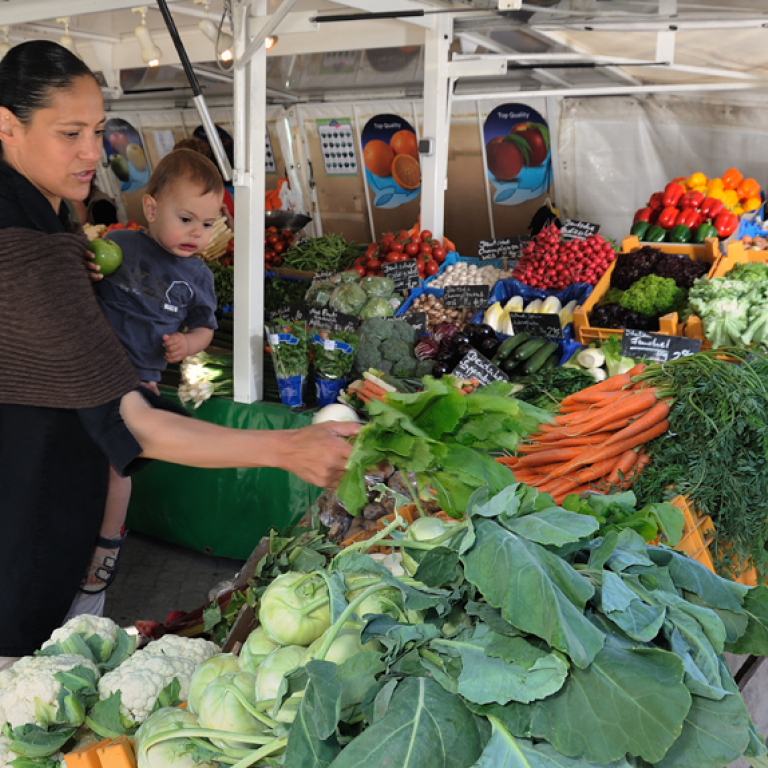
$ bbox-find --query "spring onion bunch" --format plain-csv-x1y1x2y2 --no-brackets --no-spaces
178,352,234,408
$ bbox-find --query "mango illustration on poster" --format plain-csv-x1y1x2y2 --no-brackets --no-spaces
103,118,150,194
483,103,552,205
361,114,421,209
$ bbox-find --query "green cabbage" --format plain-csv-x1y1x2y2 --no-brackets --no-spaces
360,275,394,297
305,281,336,308
359,297,395,319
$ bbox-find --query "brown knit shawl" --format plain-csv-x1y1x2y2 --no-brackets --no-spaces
0,228,139,408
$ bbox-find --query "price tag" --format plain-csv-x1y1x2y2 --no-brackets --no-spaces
269,301,307,323
381,260,421,291
477,236,530,267
398,312,428,335
312,270,337,284
561,219,601,241
443,284,490,309
620,329,702,363
453,349,509,385
506,312,564,340
307,307,360,333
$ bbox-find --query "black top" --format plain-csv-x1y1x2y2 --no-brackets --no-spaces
0,162,148,656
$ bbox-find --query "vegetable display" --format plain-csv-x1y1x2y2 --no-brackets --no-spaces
483,294,576,334
426,260,510,289
352,317,433,379
312,330,358,381
511,222,616,289
511,365,596,411
356,228,447,279
305,272,401,319
264,226,295,268
266,321,310,380
490,331,561,377
280,234,364,273
265,276,309,318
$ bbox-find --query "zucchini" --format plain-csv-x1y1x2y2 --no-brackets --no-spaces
496,332,531,362
514,337,547,361
541,353,559,370
501,356,521,375
523,341,560,375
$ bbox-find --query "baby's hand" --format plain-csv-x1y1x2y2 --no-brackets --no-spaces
84,249,103,282
163,333,189,363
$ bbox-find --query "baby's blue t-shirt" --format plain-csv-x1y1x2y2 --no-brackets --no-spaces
95,229,217,381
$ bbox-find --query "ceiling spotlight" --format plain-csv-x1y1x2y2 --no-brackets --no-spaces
265,35,278,50
132,6,162,67
0,27,10,60
56,17,80,58
196,1,234,62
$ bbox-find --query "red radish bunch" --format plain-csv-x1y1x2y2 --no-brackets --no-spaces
354,228,447,279
512,223,616,290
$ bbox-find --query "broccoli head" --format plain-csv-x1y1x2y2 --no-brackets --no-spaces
380,338,411,364
619,275,685,317
359,317,394,343
391,319,416,344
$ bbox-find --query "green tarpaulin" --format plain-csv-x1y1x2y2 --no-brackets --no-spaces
127,392,322,559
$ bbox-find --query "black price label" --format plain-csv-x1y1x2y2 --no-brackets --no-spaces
443,284,490,309
399,312,428,334
307,307,360,334
382,260,421,291
312,270,337,284
477,236,530,266
453,349,509,385
506,312,564,340
269,301,307,323
620,329,702,363
561,219,601,241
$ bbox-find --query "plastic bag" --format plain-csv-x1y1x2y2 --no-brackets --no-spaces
305,281,336,308
316,376,346,407
329,282,367,315
360,275,394,297
278,182,300,212
360,297,395,319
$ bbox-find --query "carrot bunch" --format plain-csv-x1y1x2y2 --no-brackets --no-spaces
497,364,671,505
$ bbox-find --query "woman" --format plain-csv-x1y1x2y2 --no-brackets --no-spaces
0,41,358,659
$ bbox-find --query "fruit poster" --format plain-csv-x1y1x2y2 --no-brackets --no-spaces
361,114,420,209
103,118,150,194
483,104,552,205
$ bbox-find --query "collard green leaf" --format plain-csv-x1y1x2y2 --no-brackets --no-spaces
361,614,441,656
465,602,521,637
505,510,599,547
588,532,620,572
336,650,385,714
327,677,485,768
473,483,525,520
84,692,127,739
531,644,691,764
725,584,768,655
666,626,729,701
466,700,533,740
655,660,750,768
600,573,666,643
647,503,684,546
685,592,748,645
462,519,604,668
414,547,461,589
605,530,654,571
433,629,567,705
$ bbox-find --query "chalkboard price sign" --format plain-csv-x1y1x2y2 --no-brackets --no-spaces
307,307,360,333
269,301,307,323
506,312,564,340
382,259,421,291
477,236,530,265
443,284,490,309
620,329,702,363
561,219,601,241
312,270,337,284
453,349,509,385
398,312,428,334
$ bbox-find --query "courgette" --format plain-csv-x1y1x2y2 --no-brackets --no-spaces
523,341,560,375
501,356,521,375
514,337,547,361
496,332,531,361
541,353,559,370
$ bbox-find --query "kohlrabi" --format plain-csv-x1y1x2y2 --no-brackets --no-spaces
304,625,381,665
254,645,306,724
258,572,330,646
344,575,403,620
401,516,459,575
239,626,278,675
186,653,241,714
134,708,214,768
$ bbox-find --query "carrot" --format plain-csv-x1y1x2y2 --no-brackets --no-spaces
361,380,388,398
556,389,660,437
516,434,609,452
622,453,651,488
560,373,632,405
562,387,633,407
604,401,671,446
552,419,669,478
576,457,621,484
607,450,639,486
534,421,629,442
515,447,586,467
626,363,646,377
537,477,580,496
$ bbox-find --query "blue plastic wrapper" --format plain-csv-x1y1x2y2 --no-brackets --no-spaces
486,278,593,310
277,374,305,407
316,376,346,407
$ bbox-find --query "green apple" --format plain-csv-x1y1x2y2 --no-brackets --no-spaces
88,238,123,276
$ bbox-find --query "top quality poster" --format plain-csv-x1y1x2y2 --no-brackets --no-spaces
483,103,552,205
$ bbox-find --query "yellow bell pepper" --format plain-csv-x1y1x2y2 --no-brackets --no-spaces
707,177,724,195
742,197,762,212
686,172,707,189
721,189,740,209
708,188,727,203
691,185,708,195
733,206,744,217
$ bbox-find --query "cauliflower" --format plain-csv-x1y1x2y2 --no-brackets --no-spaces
42,615,118,651
40,615,135,671
0,735,11,768
96,637,218,727
0,654,99,729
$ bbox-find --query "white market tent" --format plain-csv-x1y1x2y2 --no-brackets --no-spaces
3,0,768,401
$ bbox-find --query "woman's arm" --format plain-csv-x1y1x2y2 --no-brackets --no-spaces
119,390,359,488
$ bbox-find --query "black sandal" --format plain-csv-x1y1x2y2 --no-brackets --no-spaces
79,531,128,594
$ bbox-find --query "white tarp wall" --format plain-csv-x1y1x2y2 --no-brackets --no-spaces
556,93,768,242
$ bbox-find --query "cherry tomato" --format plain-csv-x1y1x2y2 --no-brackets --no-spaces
354,265,366,277
386,253,399,263
354,256,366,267
367,259,382,272
415,255,425,271
281,229,293,240
432,247,446,262
405,242,420,256
383,234,395,244
272,255,283,267
268,234,279,246
411,234,421,243
420,242,432,254
273,241,285,254
390,241,404,253
266,226,278,234
398,229,410,241
425,260,439,276
420,230,433,242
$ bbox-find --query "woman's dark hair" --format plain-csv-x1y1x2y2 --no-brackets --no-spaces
0,40,97,124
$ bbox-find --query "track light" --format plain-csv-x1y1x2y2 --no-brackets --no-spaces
265,35,278,50
57,17,80,58
132,6,162,67
0,27,10,60
196,1,234,62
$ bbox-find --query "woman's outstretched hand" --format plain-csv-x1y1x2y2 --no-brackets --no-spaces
284,421,361,488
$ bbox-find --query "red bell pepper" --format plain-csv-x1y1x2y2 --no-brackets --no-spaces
633,207,653,224
663,182,686,208
713,211,738,238
648,192,665,210
657,206,680,230
700,197,725,218
675,208,701,229
680,190,705,210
